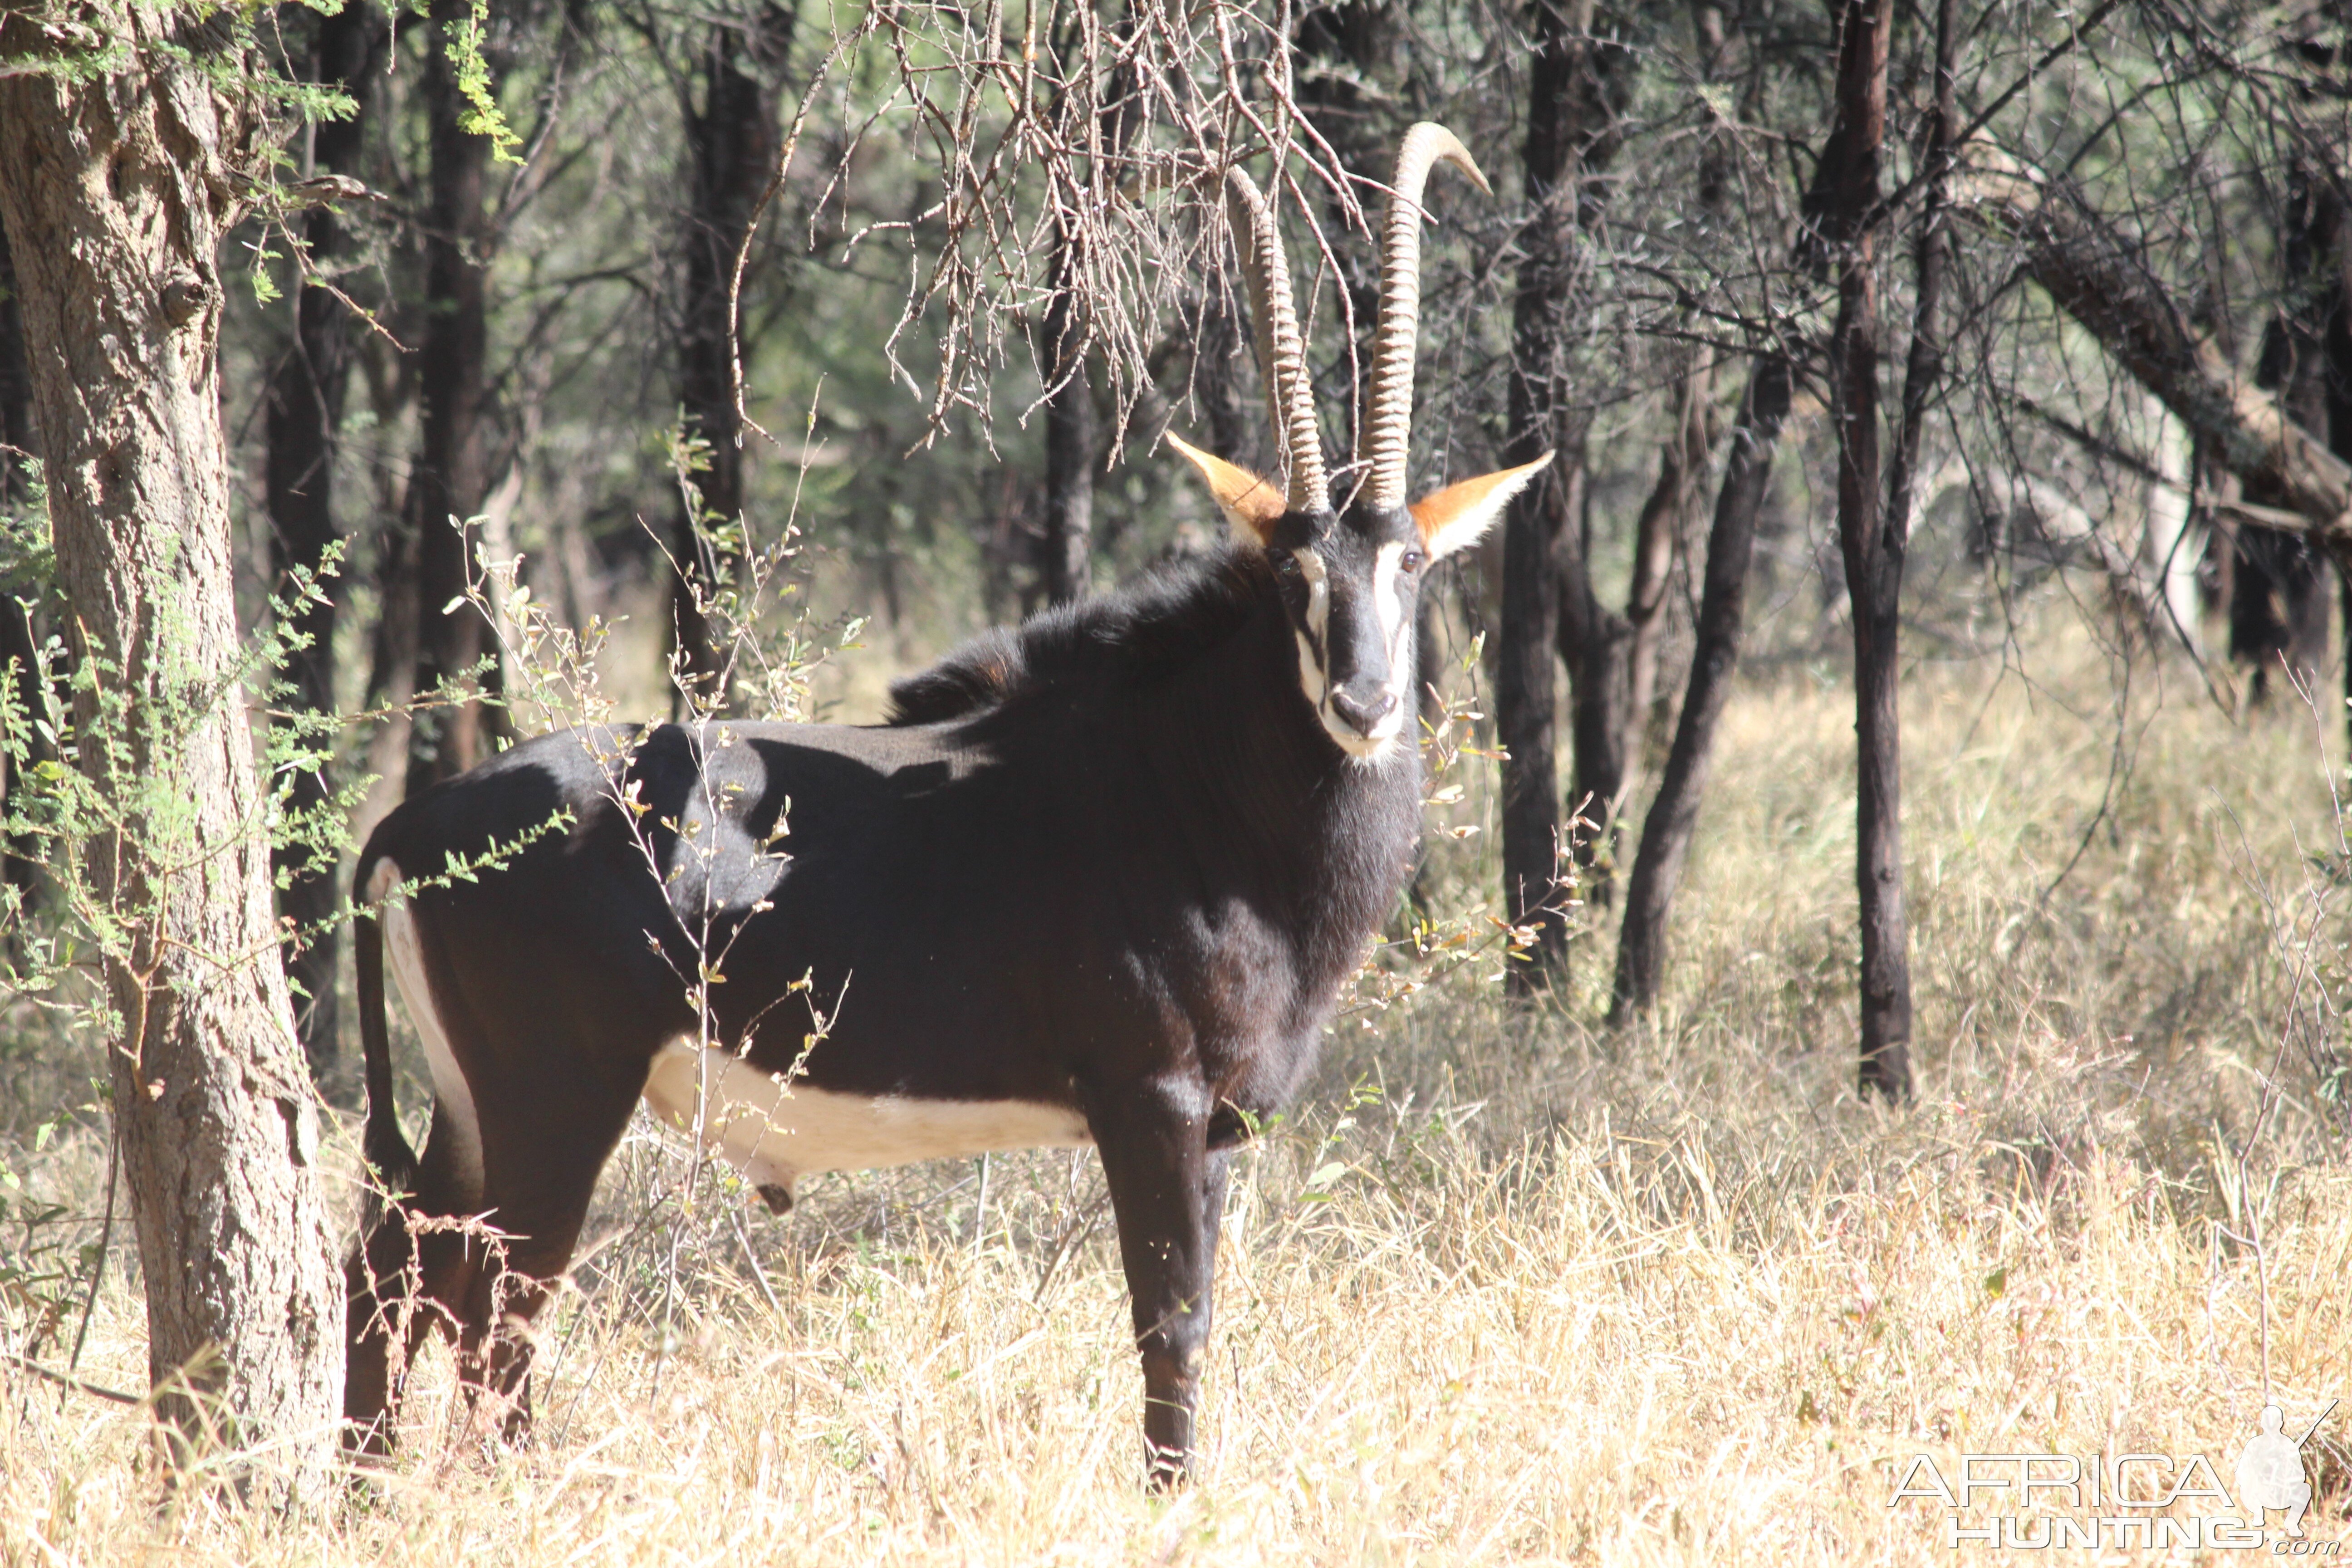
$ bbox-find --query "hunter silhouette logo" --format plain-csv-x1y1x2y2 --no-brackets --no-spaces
2236,1403,2323,1539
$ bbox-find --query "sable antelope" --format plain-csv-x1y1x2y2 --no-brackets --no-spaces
343,122,1549,1485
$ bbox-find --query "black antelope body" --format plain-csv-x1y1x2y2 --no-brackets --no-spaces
343,123,1549,1483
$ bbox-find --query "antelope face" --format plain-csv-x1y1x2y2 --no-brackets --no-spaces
1165,432,1554,767
1268,507,1426,761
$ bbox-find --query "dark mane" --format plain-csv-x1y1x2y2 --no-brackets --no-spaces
885,545,1270,725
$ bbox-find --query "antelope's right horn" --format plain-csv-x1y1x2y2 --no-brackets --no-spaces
1357,124,1490,510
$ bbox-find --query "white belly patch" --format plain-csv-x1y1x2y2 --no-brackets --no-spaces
640,1042,1093,1201
371,859,484,1193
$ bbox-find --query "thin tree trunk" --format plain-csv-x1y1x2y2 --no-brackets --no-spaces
2231,527,2328,698
265,1,378,1104
407,0,505,794
1620,357,1710,780
2236,156,2345,704
1191,283,1259,472
1885,0,1956,580
1498,0,1602,981
1041,228,1094,605
0,20,341,1490
2141,394,2201,655
1038,3,1144,609
1611,355,1790,1016
671,4,793,702
2326,203,2352,753
1408,585,1446,916
1554,471,1631,894
1498,464,1568,976
1822,0,1908,1102
354,315,420,846
0,215,50,903
0,220,26,471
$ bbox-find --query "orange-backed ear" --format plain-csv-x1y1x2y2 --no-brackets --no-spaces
1166,432,1286,547
1409,452,1554,560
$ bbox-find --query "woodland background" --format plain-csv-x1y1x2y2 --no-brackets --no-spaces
3,0,2352,1559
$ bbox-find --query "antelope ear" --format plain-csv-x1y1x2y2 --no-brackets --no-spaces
1409,453,1554,560
1166,432,1286,547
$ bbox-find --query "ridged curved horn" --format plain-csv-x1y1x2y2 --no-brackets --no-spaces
1357,123,1491,510
1224,167,1328,513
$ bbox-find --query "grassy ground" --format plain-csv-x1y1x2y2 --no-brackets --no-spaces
4,614,2349,1563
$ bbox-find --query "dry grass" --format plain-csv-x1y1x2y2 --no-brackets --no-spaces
5,615,2351,1564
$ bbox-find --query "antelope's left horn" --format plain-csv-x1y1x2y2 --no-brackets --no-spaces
1356,124,1490,510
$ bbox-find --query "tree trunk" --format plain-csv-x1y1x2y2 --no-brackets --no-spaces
0,17,341,1491
1498,455,1569,976
0,214,52,902
1620,356,1710,785
2141,395,2201,654
1554,477,1631,894
2234,157,2347,703
1191,280,1260,472
2230,526,2328,698
1498,0,1611,980
1611,355,1790,1016
265,1,379,1103
407,0,506,794
2326,208,2352,751
0,219,26,470
671,4,793,702
1821,0,1910,1101
1040,227,1094,605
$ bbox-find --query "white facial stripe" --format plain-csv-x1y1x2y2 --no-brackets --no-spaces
375,860,485,1198
1296,549,1329,642
1372,541,1416,708
1372,542,1409,646
1295,629,1326,708
1294,548,1330,707
642,1044,1094,1205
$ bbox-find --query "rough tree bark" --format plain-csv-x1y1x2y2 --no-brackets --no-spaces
265,2,379,1102
1611,355,1790,1016
1040,229,1094,605
0,13,342,1490
1820,0,1911,1101
1554,467,1631,891
0,221,27,470
1190,282,1260,472
1498,0,1618,981
2230,524,2327,698
1619,357,1711,783
2234,157,2347,704
1038,19,1139,608
0,215,51,901
671,3,793,698
407,0,507,794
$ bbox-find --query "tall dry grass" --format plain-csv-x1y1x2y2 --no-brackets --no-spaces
3,616,2348,1564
